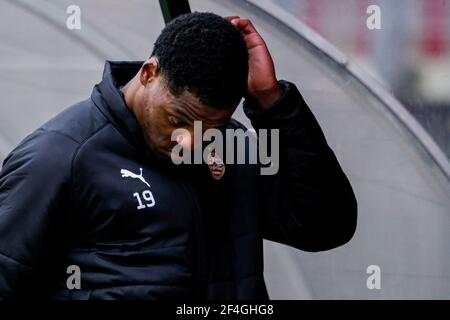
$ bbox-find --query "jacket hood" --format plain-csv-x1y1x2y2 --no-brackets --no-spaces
90,61,157,161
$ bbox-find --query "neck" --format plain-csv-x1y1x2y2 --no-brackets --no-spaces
121,73,140,113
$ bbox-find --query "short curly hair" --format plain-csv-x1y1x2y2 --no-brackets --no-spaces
151,12,249,109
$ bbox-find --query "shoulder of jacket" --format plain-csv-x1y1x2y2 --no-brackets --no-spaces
1,128,79,177
40,99,110,146
2,99,111,175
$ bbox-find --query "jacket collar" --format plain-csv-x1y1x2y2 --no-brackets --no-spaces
90,61,160,161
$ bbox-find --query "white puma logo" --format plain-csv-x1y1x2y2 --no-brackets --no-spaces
120,168,150,188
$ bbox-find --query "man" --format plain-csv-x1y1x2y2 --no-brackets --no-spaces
0,12,356,299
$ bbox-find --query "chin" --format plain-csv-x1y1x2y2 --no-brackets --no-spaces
151,147,169,159
155,147,174,161
146,138,171,160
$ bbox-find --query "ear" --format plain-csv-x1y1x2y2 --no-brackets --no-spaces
139,57,160,86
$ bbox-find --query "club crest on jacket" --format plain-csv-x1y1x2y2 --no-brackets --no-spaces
207,149,225,180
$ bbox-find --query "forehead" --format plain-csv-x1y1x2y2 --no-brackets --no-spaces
164,88,235,126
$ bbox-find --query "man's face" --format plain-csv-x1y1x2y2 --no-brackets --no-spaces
134,63,237,160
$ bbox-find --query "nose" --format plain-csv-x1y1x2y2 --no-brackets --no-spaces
176,131,193,149
172,124,206,153
174,130,197,150
175,133,191,148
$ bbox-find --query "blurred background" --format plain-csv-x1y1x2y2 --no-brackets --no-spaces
0,0,449,299
278,0,450,158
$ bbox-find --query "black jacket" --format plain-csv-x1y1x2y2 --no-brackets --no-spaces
0,61,357,299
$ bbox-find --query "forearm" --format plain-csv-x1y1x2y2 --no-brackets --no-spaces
244,80,357,251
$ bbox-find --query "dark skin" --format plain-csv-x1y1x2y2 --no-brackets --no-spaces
122,17,283,159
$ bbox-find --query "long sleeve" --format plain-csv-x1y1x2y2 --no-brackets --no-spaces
244,80,357,252
0,129,77,298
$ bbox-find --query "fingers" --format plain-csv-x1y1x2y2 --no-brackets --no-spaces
225,15,240,22
225,16,258,36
